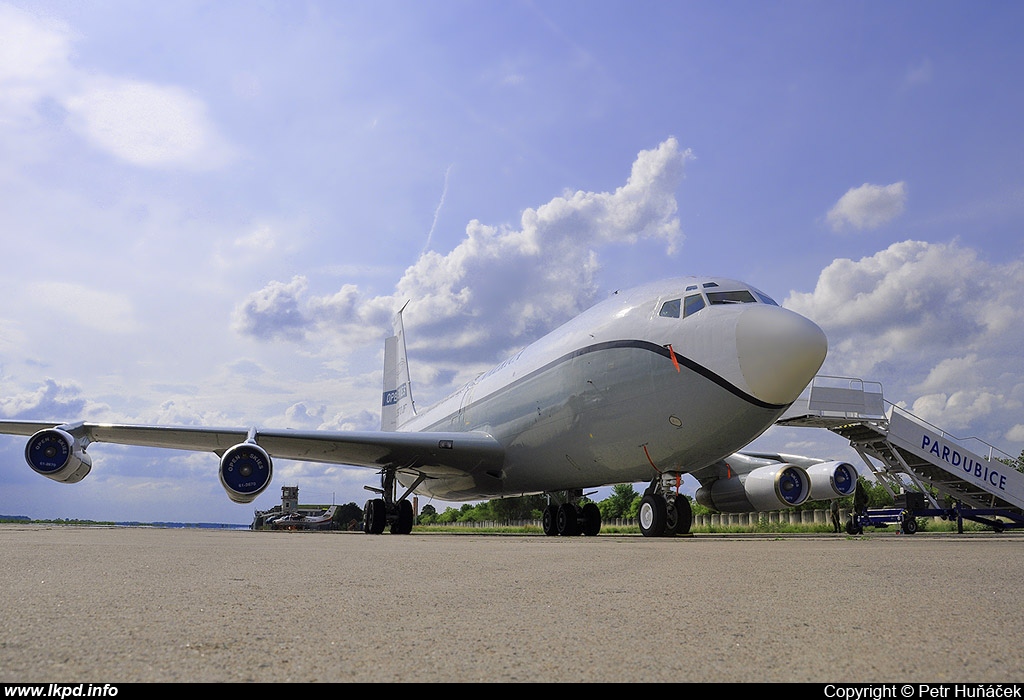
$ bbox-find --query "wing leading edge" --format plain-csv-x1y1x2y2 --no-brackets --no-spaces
0,419,505,501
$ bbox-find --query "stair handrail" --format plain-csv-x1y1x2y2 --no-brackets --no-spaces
886,401,1019,468
803,374,886,419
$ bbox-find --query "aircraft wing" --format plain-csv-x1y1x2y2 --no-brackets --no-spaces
0,419,505,500
250,427,505,475
0,420,250,452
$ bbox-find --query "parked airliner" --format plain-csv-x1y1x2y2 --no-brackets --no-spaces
0,276,856,537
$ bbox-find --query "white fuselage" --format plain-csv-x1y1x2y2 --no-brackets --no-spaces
397,277,827,500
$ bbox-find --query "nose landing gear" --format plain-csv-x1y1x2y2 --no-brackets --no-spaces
639,474,692,537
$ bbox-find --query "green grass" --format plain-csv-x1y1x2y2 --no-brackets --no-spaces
413,516,1011,535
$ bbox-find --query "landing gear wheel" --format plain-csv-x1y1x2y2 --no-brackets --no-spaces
391,499,414,534
363,498,387,534
581,502,602,536
845,517,862,535
542,504,558,536
639,494,667,537
557,503,579,536
666,494,692,535
901,513,918,535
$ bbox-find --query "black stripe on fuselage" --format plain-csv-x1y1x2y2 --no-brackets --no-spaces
571,340,787,410
424,339,787,431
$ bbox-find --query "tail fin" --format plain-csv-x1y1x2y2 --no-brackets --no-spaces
381,301,416,431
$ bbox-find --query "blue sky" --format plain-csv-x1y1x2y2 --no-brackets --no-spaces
1,1,1022,524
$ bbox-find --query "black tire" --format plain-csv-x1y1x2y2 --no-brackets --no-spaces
361,499,373,533
581,502,601,536
845,517,862,536
391,499,414,534
557,503,579,536
542,505,558,536
639,494,667,537
365,498,387,534
666,494,692,535
901,513,918,535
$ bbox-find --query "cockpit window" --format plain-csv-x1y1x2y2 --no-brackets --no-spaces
663,284,776,320
658,299,681,318
683,294,705,317
707,290,757,305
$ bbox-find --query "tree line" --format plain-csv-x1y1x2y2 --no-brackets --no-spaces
314,449,1024,529
432,446,1024,525
413,477,899,526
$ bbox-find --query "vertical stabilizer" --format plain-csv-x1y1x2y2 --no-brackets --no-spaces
381,302,416,431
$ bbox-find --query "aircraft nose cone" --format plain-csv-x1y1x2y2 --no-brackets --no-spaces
735,305,827,405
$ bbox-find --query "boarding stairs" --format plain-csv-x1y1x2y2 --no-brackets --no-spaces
777,376,1024,523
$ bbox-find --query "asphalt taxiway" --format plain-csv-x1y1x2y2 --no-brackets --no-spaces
1,525,1021,683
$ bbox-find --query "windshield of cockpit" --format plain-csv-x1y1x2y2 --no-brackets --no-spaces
657,282,778,319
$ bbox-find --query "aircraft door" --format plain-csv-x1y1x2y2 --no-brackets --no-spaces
458,381,476,428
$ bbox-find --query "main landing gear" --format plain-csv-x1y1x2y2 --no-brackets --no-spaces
542,489,602,536
638,474,692,537
362,467,424,535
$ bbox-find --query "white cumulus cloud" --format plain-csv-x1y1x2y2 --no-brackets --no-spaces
63,78,234,170
232,138,693,372
0,3,233,170
0,3,73,118
827,181,907,231
785,239,1024,444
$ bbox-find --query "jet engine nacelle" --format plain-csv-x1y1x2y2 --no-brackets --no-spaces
25,428,93,484
695,464,810,513
219,442,273,504
805,461,857,500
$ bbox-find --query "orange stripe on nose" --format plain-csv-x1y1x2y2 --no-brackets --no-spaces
667,344,681,373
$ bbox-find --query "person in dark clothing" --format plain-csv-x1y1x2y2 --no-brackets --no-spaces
830,499,841,533
853,480,869,514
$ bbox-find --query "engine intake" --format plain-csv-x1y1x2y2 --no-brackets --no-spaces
25,428,92,484
695,463,810,513
806,461,857,500
219,442,273,503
